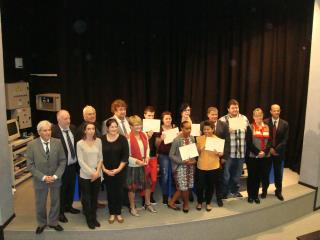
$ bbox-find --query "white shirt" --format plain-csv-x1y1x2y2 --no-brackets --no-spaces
39,137,58,181
40,137,51,152
59,125,77,165
272,118,279,129
113,115,131,135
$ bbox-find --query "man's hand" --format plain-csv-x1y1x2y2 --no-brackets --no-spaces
44,176,55,183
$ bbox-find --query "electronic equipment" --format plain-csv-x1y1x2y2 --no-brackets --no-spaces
7,119,20,142
11,107,32,129
36,93,61,112
5,82,30,110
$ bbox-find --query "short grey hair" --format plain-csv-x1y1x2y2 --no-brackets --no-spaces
83,105,96,117
37,120,52,133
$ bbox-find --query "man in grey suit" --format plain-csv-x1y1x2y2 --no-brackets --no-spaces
27,120,66,234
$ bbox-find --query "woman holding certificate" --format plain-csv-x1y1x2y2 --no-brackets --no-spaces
155,111,177,204
245,108,271,204
180,103,192,124
127,115,157,216
196,121,223,211
168,121,197,213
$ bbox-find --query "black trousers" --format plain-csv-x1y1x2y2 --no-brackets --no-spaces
105,174,124,215
262,155,283,194
196,168,221,204
80,177,100,223
246,157,267,199
60,163,77,213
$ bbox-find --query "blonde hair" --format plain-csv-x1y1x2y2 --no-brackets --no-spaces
128,115,142,126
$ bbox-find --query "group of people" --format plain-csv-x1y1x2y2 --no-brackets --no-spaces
26,98,289,234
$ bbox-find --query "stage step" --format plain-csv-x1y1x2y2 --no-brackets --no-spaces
4,183,315,240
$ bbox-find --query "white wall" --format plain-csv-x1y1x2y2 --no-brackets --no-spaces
300,1,320,189
0,12,15,225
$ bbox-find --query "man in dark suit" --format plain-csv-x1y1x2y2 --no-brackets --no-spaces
52,110,80,223
262,104,289,201
26,120,66,234
200,107,230,206
101,99,131,137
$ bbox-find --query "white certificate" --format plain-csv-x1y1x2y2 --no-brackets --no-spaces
205,137,225,153
143,119,161,132
228,118,247,130
179,143,199,161
163,127,179,144
191,124,201,136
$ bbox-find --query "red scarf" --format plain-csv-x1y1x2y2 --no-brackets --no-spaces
253,122,269,150
129,131,148,160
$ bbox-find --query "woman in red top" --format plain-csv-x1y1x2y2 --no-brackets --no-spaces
246,108,271,204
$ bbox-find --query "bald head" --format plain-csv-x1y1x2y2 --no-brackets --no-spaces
57,109,71,129
270,104,281,120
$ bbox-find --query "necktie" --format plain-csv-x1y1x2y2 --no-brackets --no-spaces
121,120,128,136
44,142,50,156
272,120,277,147
64,130,76,159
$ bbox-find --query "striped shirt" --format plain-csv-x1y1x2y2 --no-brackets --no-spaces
219,114,249,158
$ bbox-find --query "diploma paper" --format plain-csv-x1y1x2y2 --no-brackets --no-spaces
163,127,179,144
191,124,201,136
205,137,225,153
228,118,247,130
179,143,199,161
143,119,161,132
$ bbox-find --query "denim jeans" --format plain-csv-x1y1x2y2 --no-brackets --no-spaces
222,157,245,195
158,154,173,196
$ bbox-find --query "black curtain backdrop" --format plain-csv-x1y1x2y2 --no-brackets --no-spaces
0,0,314,172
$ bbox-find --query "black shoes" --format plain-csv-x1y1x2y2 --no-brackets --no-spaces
275,193,284,201
217,199,224,207
87,222,95,229
260,192,267,199
233,192,243,198
59,213,68,223
248,197,260,204
150,193,157,205
65,207,80,214
49,224,64,231
222,194,228,200
35,225,46,234
162,195,168,205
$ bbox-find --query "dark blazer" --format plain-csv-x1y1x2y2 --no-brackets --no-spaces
200,120,230,160
51,124,77,161
264,118,289,156
26,137,67,189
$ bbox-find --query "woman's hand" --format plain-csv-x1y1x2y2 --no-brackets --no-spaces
135,159,146,166
91,171,100,182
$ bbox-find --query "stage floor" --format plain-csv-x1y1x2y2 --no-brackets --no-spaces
5,168,302,232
